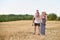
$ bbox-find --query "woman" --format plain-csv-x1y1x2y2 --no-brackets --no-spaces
40,12,47,36
33,10,40,35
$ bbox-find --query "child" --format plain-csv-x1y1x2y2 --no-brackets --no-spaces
33,10,40,35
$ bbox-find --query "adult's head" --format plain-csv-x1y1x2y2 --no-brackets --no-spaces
42,11,47,16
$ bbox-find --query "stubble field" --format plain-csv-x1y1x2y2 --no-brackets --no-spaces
0,20,60,40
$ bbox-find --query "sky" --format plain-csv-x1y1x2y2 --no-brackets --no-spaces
0,0,60,16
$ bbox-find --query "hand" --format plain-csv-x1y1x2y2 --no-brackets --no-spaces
32,23,34,26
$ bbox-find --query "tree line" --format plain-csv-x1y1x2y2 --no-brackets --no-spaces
0,13,60,22
47,13,60,21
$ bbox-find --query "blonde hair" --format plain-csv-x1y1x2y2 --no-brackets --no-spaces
41,12,47,19
42,12,47,15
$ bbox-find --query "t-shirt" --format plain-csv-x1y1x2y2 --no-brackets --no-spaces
34,15,40,23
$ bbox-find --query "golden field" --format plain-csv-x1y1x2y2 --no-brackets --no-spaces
0,20,60,40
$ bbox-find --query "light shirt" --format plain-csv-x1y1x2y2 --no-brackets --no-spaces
34,15,40,23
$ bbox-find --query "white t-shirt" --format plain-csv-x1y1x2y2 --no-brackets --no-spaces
34,15,40,23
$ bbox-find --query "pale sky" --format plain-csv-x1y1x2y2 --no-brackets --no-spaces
0,0,60,16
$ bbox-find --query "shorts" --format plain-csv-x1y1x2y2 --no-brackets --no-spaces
34,23,40,26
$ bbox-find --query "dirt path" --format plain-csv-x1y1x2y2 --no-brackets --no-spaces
0,20,60,40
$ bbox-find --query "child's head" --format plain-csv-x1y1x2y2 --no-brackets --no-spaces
36,10,39,13
35,10,40,17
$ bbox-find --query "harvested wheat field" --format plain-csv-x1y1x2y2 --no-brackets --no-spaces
0,20,60,40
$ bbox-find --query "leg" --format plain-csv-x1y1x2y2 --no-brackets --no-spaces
34,26,36,34
41,24,45,35
38,26,40,35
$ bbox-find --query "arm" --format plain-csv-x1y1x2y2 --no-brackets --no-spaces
33,17,35,23
40,15,42,23
46,15,47,21
32,17,35,26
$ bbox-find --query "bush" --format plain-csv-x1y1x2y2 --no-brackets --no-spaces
47,13,57,20
57,17,60,21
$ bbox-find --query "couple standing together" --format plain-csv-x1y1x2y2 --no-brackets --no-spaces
33,10,47,36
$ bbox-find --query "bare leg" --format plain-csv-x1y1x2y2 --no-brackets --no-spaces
34,26,36,34
38,26,40,35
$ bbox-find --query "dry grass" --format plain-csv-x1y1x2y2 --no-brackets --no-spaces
0,20,60,40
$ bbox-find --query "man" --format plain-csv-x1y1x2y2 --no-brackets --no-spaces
33,10,40,35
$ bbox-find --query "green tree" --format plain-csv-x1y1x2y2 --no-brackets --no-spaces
47,13,57,20
57,17,60,21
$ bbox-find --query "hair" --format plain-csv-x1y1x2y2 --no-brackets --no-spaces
42,12,47,15
36,10,39,11
41,11,47,19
